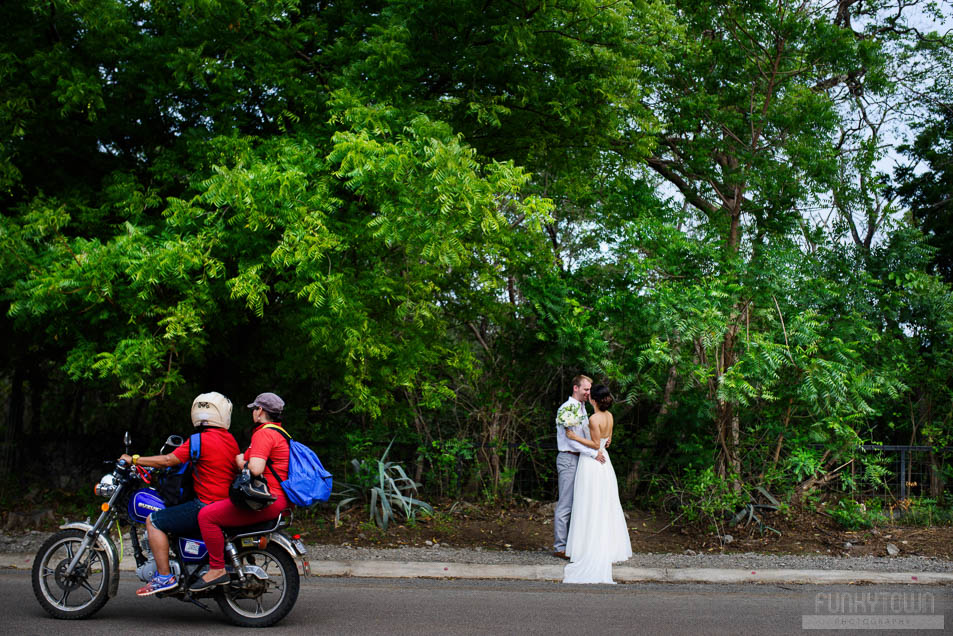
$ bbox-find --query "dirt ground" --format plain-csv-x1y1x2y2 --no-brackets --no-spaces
287,498,953,560
5,496,953,560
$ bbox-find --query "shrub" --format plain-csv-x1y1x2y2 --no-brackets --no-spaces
829,498,872,530
333,439,433,530
666,466,749,534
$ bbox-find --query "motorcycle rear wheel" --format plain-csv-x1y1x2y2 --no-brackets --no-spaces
216,543,300,627
32,528,111,620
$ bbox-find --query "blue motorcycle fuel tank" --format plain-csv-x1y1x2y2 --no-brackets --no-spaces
128,488,209,562
128,488,165,523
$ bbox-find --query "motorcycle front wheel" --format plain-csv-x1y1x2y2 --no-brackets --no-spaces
32,528,111,620
216,543,300,627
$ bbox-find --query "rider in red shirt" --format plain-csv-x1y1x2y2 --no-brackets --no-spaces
192,392,291,591
120,392,239,596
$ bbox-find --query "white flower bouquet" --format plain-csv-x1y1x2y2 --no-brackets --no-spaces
556,402,585,428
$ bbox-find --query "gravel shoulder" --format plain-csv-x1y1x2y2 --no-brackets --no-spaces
6,529,953,574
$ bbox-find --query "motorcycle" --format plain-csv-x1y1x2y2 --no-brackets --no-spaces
31,432,310,627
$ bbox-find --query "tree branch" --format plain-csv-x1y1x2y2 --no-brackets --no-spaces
645,155,719,217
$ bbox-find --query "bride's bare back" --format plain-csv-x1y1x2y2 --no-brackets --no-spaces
588,408,613,443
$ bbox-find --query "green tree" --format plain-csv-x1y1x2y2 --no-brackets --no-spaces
0,1,675,493
2,0,952,513
629,0,880,487
561,1,953,505
897,105,953,281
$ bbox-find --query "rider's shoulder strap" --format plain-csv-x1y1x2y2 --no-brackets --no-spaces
189,431,202,462
260,424,291,484
262,423,292,441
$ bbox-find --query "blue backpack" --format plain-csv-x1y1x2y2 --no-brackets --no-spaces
156,432,202,506
263,424,333,506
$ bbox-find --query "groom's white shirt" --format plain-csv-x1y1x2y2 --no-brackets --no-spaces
555,396,598,458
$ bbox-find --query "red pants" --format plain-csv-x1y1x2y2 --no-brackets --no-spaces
197,493,289,568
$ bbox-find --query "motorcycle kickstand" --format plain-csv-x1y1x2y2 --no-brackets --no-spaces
182,594,213,612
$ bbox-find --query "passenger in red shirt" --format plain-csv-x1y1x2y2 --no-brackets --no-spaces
192,392,291,591
120,392,239,597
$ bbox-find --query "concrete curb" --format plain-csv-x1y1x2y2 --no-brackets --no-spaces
306,560,953,585
4,553,951,585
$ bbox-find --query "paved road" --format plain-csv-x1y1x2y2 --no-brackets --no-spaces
4,571,949,635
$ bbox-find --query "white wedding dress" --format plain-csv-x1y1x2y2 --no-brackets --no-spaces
563,439,632,584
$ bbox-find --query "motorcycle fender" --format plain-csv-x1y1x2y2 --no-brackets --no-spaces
59,521,121,599
242,564,269,580
268,532,311,577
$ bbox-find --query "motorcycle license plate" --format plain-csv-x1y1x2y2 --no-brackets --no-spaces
292,538,307,556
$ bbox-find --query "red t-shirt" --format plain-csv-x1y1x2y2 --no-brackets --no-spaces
247,423,290,496
172,428,240,504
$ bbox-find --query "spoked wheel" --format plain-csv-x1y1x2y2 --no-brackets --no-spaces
32,529,111,620
216,543,300,627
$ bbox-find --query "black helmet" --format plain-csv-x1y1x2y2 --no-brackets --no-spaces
229,469,276,511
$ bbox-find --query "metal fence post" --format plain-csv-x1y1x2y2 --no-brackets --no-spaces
899,448,907,500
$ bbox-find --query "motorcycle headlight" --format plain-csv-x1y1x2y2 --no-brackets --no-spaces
94,473,117,497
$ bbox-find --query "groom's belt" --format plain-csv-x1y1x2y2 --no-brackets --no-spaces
559,450,580,455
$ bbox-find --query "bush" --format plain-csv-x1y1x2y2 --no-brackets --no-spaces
417,438,476,499
829,498,872,530
333,439,433,531
897,498,953,526
665,466,749,533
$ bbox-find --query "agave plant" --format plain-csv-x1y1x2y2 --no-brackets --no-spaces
334,438,433,530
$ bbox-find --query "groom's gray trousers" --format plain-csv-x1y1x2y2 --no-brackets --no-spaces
554,450,579,551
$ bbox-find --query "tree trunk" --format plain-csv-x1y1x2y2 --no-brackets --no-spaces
481,417,501,494
715,319,741,493
656,337,681,419
929,449,945,499
403,389,433,486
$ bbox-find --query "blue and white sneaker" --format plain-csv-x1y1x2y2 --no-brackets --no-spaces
136,573,177,596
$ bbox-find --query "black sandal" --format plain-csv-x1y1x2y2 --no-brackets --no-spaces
189,573,229,591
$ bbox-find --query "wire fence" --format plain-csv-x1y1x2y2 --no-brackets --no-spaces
512,439,558,500
849,445,952,502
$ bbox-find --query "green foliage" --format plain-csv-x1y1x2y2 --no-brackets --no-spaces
859,451,893,492
1,0,952,522
333,439,433,531
419,508,455,534
482,465,519,505
829,498,872,530
418,438,476,499
666,467,749,532
786,448,823,482
900,498,953,527
830,497,953,529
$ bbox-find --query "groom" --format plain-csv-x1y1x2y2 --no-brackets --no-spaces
553,374,605,559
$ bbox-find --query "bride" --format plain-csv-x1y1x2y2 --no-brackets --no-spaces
562,384,632,584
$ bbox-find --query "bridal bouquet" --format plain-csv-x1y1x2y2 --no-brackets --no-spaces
556,402,585,428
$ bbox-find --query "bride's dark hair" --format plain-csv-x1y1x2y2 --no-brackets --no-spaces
591,384,613,411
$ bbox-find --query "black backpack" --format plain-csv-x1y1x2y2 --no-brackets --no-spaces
155,432,201,506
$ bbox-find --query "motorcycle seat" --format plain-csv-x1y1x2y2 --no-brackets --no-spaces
223,512,288,539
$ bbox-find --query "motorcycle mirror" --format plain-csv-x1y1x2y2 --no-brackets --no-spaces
159,434,184,455
123,431,132,454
